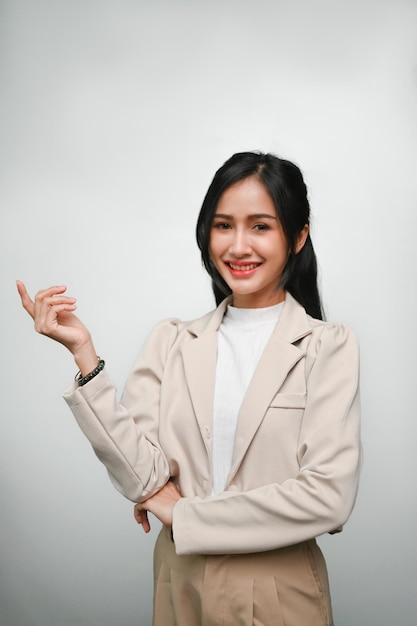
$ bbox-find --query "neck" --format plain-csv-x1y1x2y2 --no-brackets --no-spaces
232,288,285,309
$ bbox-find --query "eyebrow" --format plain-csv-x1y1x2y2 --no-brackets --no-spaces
213,213,277,220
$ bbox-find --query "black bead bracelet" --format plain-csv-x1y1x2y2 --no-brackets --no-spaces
75,358,105,386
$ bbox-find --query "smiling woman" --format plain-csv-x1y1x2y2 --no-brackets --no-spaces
197,152,323,319
210,176,309,308
17,151,361,626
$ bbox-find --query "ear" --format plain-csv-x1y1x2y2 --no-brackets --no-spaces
295,224,309,254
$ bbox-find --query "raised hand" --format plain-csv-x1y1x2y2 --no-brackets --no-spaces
16,281,98,375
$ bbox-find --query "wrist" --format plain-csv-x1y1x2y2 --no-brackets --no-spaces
73,341,99,376
75,358,105,386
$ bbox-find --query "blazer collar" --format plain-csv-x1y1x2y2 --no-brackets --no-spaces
183,296,232,338
181,292,314,483
184,292,312,342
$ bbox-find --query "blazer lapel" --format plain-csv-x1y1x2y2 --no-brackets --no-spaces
180,298,230,447
227,293,313,485
181,330,218,442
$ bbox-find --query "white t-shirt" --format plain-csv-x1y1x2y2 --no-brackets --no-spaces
212,302,284,495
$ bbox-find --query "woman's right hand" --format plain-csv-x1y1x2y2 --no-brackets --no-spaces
16,281,98,375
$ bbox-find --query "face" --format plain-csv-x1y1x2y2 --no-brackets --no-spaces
209,176,307,308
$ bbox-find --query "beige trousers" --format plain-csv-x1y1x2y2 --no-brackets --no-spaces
152,526,333,626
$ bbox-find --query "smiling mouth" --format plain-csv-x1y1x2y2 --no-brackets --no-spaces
228,262,260,271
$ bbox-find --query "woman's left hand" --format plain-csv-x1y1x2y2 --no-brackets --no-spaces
134,480,181,532
133,505,151,533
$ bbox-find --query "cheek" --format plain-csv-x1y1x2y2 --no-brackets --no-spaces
269,235,290,265
209,233,221,261
208,243,218,271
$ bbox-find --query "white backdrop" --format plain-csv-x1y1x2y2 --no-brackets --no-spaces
1,1,416,624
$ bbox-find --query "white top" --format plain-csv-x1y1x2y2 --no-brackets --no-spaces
212,302,284,495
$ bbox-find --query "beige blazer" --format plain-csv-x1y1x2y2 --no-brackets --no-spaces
64,292,361,557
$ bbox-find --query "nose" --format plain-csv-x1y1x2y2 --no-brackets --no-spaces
229,228,252,257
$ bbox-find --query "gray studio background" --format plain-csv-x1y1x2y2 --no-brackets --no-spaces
1,1,416,624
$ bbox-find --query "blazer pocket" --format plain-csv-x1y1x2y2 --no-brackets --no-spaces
269,392,306,409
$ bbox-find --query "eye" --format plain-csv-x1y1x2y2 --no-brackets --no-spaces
253,223,270,231
212,222,231,230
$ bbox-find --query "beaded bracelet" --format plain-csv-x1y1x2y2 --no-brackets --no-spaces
75,358,105,387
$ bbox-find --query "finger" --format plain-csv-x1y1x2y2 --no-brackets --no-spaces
31,298,76,335
33,286,66,320
16,280,35,318
34,285,69,308
141,510,151,533
41,296,77,314
33,288,75,330
133,504,143,523
133,505,151,533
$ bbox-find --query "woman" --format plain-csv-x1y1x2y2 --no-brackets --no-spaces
17,151,361,626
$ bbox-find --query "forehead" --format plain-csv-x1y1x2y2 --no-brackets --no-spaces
216,177,276,215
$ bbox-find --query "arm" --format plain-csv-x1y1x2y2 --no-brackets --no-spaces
172,323,361,555
17,281,177,503
62,318,180,502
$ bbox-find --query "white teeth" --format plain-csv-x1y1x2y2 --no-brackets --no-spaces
229,263,258,270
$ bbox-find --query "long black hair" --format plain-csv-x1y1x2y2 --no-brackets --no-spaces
196,151,323,320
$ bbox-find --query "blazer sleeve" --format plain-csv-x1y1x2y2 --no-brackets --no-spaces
62,319,179,503
172,322,362,555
